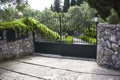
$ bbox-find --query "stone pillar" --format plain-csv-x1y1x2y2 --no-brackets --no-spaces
97,24,120,69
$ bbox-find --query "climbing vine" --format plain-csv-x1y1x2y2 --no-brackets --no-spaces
0,17,60,40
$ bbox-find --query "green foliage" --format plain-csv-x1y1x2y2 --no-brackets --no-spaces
80,35,96,44
78,25,96,44
67,2,96,20
62,36,73,44
83,27,96,38
65,3,96,32
20,2,96,35
16,3,29,11
66,5,83,30
86,0,120,20
80,2,96,20
63,0,70,12
0,2,29,22
24,17,60,40
0,17,60,40
53,0,62,13
0,18,28,31
71,0,76,6
40,9,54,21
76,0,83,6
0,0,30,23
70,0,84,6
85,31,96,38
65,36,73,43
67,5,82,18
0,0,27,5
39,9,60,33
107,10,120,24
0,7,17,21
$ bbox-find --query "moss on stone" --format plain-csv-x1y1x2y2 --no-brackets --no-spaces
0,53,32,62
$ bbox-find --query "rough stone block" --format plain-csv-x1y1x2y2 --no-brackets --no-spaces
97,24,120,70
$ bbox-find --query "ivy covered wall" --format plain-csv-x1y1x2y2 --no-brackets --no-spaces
0,17,60,61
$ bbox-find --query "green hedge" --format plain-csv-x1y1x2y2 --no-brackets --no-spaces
63,36,73,44
0,17,60,40
80,35,96,44
83,28,96,38
85,31,96,38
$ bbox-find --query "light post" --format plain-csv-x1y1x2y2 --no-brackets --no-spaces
94,13,99,27
94,13,99,45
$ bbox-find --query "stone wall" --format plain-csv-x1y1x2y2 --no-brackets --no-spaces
35,30,53,42
97,24,120,69
0,31,34,60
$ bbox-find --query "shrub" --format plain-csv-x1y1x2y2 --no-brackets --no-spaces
83,27,96,38
85,31,96,38
64,36,73,44
80,35,96,44
0,17,60,40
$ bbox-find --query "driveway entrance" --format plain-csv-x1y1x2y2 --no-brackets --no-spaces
0,55,120,80
34,16,97,59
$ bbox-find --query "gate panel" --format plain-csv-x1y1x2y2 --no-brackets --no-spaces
35,42,96,59
34,16,97,59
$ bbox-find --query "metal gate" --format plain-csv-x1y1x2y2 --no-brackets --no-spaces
34,15,97,59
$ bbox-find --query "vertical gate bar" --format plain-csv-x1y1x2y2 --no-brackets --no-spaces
59,15,62,41
33,31,35,43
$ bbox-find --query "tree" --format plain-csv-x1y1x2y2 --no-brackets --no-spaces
107,10,120,24
71,0,76,6
76,0,83,6
53,0,62,13
0,0,28,8
64,2,96,32
51,4,53,11
63,0,70,12
80,2,96,20
86,0,120,20
0,0,28,21
0,7,16,21
39,9,60,32
66,6,82,31
22,5,35,17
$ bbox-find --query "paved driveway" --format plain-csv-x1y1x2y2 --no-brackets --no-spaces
0,54,120,80
73,38,90,44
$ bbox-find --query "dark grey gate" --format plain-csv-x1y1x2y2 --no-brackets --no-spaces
34,15,97,59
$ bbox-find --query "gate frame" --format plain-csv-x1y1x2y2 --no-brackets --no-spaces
34,15,97,59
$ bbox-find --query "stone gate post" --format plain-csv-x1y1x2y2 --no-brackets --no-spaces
97,24,120,69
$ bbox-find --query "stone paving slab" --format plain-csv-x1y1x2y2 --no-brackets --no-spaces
0,69,43,80
0,55,120,80
19,55,120,75
0,61,51,79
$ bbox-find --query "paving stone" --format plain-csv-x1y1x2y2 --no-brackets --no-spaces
0,55,120,80
0,69,43,80
19,56,120,75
